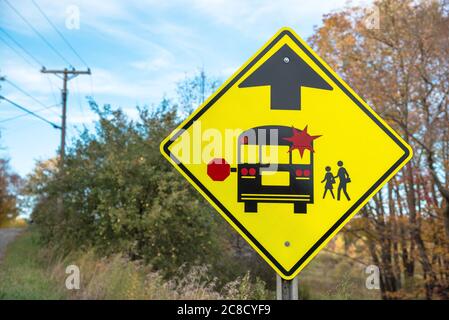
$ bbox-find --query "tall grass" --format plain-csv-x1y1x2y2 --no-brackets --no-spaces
0,230,65,299
52,254,271,299
0,230,272,300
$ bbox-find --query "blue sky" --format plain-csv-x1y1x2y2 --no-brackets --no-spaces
0,0,370,177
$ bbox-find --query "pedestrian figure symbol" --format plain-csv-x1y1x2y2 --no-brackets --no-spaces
336,161,351,201
322,161,351,201
321,166,335,199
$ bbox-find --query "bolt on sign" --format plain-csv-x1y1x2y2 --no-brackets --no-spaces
160,27,412,279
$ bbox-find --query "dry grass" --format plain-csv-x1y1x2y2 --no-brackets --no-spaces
0,230,271,300
1,229,380,300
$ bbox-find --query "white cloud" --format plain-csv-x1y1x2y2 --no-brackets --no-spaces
189,0,372,38
220,66,238,78
0,54,59,113
130,56,171,71
0,53,184,128
1,0,131,34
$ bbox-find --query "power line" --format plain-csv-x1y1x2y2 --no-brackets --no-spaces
4,0,73,67
0,28,62,121
0,27,61,104
3,78,61,118
31,0,89,68
74,76,86,120
0,28,62,115
0,28,60,105
30,0,92,114
4,78,49,108
0,35,35,68
0,103,59,124
0,27,44,67
45,74,60,106
0,95,61,129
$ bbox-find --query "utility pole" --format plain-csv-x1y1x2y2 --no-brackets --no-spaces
41,67,90,216
41,67,90,165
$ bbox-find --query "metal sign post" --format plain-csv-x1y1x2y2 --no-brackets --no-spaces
276,275,299,300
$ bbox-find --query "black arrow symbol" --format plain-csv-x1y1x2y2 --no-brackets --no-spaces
238,44,333,110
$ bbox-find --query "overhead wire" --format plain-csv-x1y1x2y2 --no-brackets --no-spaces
3,78,61,118
1,0,94,137
0,95,61,129
31,0,89,69
73,77,86,121
0,28,59,106
30,0,93,121
0,35,36,68
4,0,73,67
0,27,44,67
0,103,60,123
45,75,60,107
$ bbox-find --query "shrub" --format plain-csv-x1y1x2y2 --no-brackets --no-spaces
28,100,224,277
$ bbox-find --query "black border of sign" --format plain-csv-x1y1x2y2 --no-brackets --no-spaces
162,30,411,277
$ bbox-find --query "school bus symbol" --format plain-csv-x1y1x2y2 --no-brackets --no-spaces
207,125,318,214
238,125,318,214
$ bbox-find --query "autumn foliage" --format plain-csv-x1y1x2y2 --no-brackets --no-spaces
310,0,449,299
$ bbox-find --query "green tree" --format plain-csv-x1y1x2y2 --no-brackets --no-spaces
176,69,220,114
28,99,224,274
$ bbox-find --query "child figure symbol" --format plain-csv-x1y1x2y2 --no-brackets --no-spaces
321,161,351,201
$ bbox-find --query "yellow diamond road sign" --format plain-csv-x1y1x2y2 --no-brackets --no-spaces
160,27,412,279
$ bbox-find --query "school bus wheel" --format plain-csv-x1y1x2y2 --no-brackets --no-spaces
294,202,307,214
244,201,258,213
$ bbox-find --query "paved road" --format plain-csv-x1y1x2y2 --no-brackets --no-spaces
0,228,23,262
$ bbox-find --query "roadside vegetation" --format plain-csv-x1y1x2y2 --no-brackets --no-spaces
0,156,21,229
0,229,270,299
0,229,377,299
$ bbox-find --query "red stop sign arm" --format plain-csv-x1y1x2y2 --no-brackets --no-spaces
207,158,235,181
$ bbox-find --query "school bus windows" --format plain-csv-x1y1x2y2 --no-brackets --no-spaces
260,145,290,164
240,145,259,163
292,149,311,164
